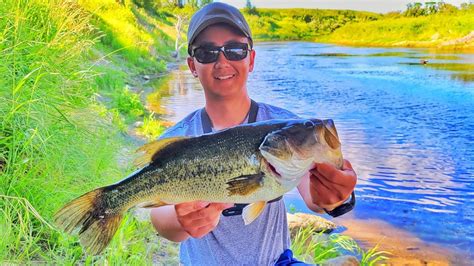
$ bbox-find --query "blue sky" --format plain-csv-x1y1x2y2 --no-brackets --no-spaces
216,0,470,13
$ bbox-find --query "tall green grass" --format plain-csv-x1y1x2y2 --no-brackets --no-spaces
291,227,390,265
80,0,172,73
0,0,169,263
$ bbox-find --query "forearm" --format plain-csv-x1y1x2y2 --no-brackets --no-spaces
150,205,190,242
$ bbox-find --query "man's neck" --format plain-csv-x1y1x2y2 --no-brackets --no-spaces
205,95,251,130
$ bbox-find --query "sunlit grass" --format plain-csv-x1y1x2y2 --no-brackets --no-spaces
0,0,173,263
291,227,390,265
137,113,167,141
79,0,171,71
324,13,474,48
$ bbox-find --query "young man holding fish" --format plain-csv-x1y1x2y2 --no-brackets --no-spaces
150,2,357,265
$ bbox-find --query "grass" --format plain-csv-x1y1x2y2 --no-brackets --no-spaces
291,227,390,265
321,11,474,49
0,0,175,263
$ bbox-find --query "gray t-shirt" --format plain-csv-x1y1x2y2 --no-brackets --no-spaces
160,102,299,266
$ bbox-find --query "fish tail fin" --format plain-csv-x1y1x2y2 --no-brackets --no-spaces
54,188,123,255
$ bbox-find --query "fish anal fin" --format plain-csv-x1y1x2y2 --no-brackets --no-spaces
242,201,267,225
134,137,187,168
138,199,169,208
226,173,264,196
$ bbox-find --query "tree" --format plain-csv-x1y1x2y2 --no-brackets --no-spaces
200,0,213,8
244,0,258,15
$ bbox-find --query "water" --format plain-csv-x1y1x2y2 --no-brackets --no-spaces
152,42,474,262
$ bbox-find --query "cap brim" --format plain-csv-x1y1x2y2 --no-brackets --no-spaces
188,16,251,54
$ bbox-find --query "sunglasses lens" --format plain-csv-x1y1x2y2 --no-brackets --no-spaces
194,48,219,64
193,43,249,64
224,45,248,61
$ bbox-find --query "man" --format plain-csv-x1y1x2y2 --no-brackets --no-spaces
151,3,357,265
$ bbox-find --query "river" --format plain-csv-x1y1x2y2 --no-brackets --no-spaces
149,42,474,263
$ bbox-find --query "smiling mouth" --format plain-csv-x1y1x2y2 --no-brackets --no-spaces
214,74,235,80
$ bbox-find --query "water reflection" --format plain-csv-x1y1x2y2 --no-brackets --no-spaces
149,69,204,121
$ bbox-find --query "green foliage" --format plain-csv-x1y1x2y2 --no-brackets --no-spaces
403,2,464,17
137,113,167,140
0,0,176,263
291,227,390,265
324,12,474,48
244,9,381,41
80,0,173,73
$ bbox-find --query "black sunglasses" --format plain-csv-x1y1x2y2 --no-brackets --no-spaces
191,43,251,64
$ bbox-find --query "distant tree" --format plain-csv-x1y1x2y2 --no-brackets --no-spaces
438,2,459,14
425,2,438,14
200,0,213,8
244,0,258,15
162,0,185,8
404,2,427,16
460,2,473,9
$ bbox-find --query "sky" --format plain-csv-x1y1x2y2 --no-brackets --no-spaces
216,0,470,13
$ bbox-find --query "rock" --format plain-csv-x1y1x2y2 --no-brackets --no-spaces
134,121,144,128
322,255,359,266
431,32,440,41
287,212,337,238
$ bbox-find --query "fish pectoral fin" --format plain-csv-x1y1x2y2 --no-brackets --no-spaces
134,137,187,168
138,199,168,208
322,120,341,150
226,173,264,196
242,201,267,225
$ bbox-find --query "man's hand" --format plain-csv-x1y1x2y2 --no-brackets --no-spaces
175,201,233,238
309,159,357,211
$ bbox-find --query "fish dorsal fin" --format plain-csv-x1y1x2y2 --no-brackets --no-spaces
242,201,267,225
134,137,187,168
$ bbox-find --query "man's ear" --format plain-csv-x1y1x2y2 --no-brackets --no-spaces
187,56,198,77
249,49,256,72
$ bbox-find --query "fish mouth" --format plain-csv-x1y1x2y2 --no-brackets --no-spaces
267,162,281,178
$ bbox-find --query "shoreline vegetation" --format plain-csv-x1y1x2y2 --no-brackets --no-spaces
243,4,474,50
1,0,471,264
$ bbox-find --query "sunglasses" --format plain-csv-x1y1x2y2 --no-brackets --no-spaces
191,43,251,64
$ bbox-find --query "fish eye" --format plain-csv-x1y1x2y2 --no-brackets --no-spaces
304,120,314,128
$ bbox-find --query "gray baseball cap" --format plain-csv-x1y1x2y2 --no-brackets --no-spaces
187,2,253,55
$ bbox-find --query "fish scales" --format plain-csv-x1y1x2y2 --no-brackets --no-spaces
54,118,344,255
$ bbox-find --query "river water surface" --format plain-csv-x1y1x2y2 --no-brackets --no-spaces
149,42,474,263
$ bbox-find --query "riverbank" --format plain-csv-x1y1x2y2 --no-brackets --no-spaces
336,216,465,265
320,15,474,51
243,6,474,51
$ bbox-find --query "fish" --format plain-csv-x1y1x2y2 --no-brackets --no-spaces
54,118,343,255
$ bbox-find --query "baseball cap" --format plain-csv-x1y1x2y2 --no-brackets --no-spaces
187,2,253,55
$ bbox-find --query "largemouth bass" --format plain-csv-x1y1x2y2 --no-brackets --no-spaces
54,118,343,255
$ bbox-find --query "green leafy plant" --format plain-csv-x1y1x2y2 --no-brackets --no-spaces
290,226,390,265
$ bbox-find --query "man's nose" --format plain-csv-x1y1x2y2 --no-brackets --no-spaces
214,50,230,68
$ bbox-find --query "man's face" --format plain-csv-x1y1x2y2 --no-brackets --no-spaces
187,25,256,100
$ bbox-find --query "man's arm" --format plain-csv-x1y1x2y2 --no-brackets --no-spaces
297,159,357,214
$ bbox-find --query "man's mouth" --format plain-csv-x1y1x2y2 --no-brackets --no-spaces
214,74,235,80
